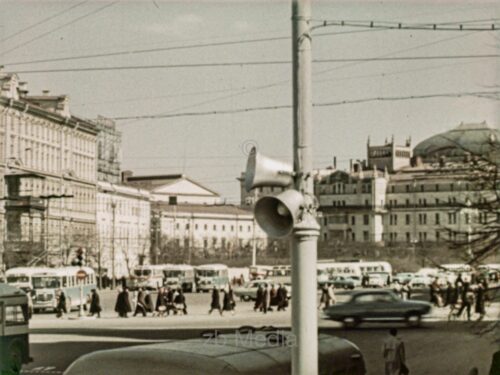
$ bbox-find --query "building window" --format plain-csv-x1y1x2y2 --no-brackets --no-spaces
186,223,190,230
364,199,369,207
222,225,225,231
448,212,457,224
351,216,356,225
351,232,356,241
204,224,208,230
418,214,427,225
405,214,410,225
436,231,440,242
195,224,198,230
450,183,454,191
435,213,440,225
231,225,234,231
406,199,410,207
420,185,424,192
176,223,179,230
213,225,217,230
391,186,395,193
406,232,411,242
436,184,439,192
406,185,410,192
465,213,470,225
363,215,369,225
363,231,369,242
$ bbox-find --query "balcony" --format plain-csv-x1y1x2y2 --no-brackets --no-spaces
4,196,46,211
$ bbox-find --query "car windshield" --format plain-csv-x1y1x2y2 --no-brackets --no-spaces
197,270,218,277
353,292,397,303
134,269,151,277
32,276,61,289
165,270,183,278
7,275,29,283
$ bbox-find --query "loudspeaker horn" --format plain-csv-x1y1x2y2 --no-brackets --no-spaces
244,147,294,192
254,189,304,238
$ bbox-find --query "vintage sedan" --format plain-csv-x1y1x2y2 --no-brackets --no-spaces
324,290,432,328
234,280,291,301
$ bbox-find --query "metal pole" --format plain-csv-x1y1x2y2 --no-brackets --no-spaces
79,280,84,318
251,189,258,267
111,201,116,289
291,1,319,375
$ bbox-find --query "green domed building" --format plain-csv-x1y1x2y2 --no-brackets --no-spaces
413,122,499,162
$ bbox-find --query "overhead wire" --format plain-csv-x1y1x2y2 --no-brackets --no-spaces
0,1,90,43
1,2,118,56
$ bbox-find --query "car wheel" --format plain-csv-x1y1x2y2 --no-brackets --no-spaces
342,316,360,329
243,295,251,302
406,312,422,327
343,285,349,290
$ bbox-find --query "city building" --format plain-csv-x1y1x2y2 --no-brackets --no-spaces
0,72,98,268
122,171,222,205
95,116,122,184
152,202,268,261
96,181,151,280
316,122,499,245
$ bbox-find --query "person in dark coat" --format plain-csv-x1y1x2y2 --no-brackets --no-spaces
144,290,154,314
269,285,279,311
56,289,67,318
114,287,132,318
134,288,147,317
444,281,454,307
261,284,270,314
456,282,474,321
277,284,288,311
254,284,264,312
88,289,102,318
155,287,168,317
174,288,187,315
475,281,487,321
165,287,177,316
209,286,222,315
222,287,236,315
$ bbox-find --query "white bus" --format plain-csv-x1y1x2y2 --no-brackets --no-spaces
195,264,230,292
0,283,31,374
5,267,53,291
248,265,273,280
163,264,196,292
132,265,170,290
30,267,96,312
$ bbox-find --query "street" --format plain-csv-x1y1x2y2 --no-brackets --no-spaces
23,289,499,375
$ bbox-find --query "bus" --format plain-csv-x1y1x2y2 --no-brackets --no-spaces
132,265,170,290
5,267,53,291
195,264,230,292
163,264,196,292
0,283,31,375
264,265,292,285
31,267,96,312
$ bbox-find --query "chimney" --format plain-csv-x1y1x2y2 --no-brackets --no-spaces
42,89,50,96
121,170,133,183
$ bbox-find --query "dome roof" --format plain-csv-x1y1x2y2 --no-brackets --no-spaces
413,122,499,161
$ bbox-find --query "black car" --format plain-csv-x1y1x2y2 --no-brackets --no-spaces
324,290,432,328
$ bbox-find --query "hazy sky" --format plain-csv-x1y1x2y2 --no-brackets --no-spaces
1,0,498,202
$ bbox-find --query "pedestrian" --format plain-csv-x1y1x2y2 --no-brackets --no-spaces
174,288,187,315
55,289,67,318
269,285,279,312
88,289,102,318
382,328,408,375
318,283,330,310
222,286,236,315
114,287,132,318
208,286,222,315
261,284,270,314
430,277,442,307
25,289,33,319
165,287,176,316
254,284,264,312
456,282,474,321
402,281,411,300
475,281,487,321
327,283,336,306
444,281,454,307
155,287,167,316
277,284,288,311
133,288,147,317
393,280,403,299
145,290,155,315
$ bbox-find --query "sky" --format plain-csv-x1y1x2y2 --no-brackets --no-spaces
0,0,498,203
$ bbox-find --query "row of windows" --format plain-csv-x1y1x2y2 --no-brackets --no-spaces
389,182,471,194
176,223,253,233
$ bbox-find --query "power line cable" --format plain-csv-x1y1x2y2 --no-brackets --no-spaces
3,28,376,67
1,2,117,56
0,1,90,43
111,90,499,121
11,54,499,74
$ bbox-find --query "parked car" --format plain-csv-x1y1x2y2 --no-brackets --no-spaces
324,290,432,328
330,275,356,290
234,280,291,301
63,328,366,375
392,273,415,285
367,273,385,288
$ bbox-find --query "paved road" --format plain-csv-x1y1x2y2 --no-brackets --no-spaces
23,288,499,375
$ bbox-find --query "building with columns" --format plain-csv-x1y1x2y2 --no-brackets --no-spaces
316,122,499,246
0,72,98,269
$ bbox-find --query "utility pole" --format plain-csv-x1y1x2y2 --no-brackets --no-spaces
111,200,117,289
251,189,257,266
291,1,320,375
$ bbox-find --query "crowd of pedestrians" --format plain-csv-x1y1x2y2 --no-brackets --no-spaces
253,283,288,313
428,274,490,321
